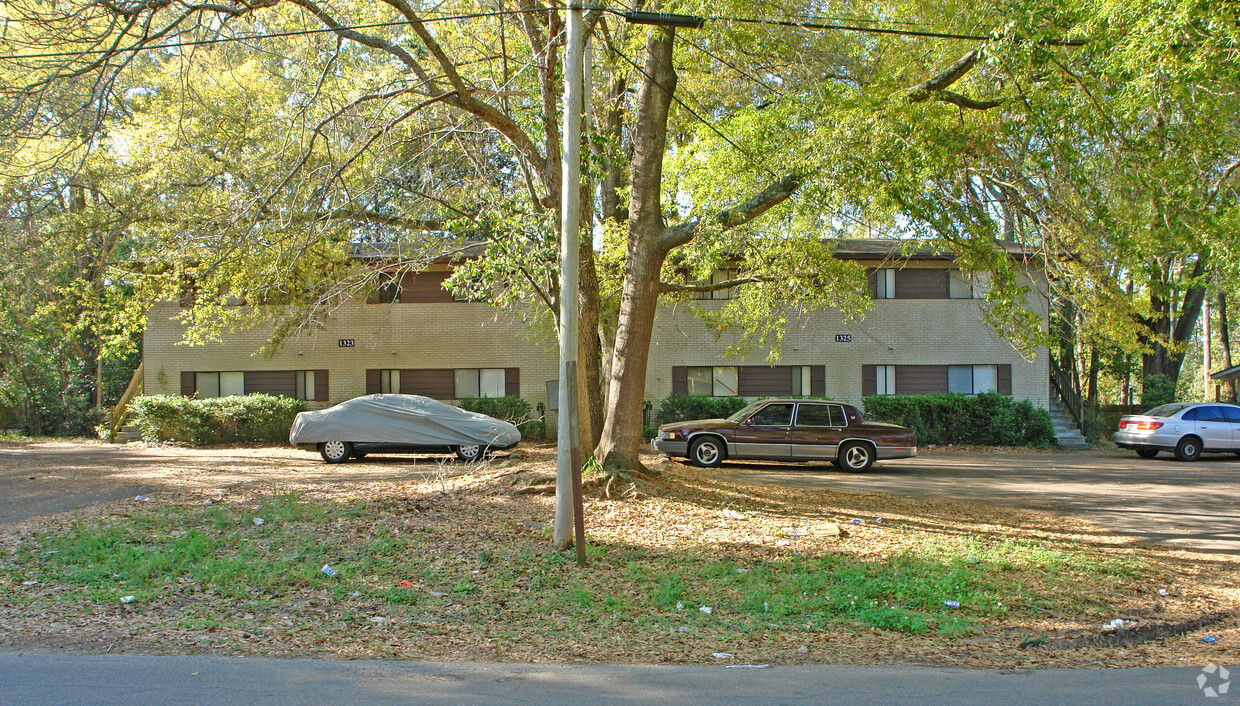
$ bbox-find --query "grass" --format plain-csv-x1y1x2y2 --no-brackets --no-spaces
0,450,1231,667
4,491,1152,644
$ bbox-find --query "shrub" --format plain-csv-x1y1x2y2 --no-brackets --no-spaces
655,395,751,426
1140,374,1176,409
129,394,305,445
457,395,546,440
862,393,1056,448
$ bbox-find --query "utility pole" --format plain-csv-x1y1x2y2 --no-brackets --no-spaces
554,0,585,562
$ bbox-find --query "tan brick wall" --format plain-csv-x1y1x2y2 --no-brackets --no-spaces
144,259,1050,428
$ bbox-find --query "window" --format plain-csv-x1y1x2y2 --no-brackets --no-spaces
377,277,401,303
378,369,400,394
948,271,973,299
873,268,896,299
686,366,739,396
948,365,998,394
791,366,813,396
875,365,897,395
195,372,244,398
294,370,316,401
795,404,835,427
749,403,795,426
455,368,506,398
693,267,740,300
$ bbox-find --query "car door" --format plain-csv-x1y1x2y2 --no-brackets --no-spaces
1191,406,1232,450
1223,406,1240,450
789,402,845,460
731,402,795,459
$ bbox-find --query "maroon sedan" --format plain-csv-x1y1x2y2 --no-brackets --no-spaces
651,399,916,471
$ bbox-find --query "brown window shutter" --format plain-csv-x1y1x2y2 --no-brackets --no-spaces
315,370,329,401
997,364,1012,395
401,369,454,399
505,368,520,396
811,365,826,396
866,269,878,297
861,365,876,397
896,269,948,299
672,366,687,395
737,366,792,397
896,365,949,394
366,369,380,395
181,371,196,396
243,371,296,397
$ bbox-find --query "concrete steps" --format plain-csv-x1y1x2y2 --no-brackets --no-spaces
1047,398,1090,450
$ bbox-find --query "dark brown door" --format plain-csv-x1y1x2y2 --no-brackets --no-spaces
790,402,847,460
731,402,795,459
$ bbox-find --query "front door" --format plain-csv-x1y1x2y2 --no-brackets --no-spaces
732,403,795,458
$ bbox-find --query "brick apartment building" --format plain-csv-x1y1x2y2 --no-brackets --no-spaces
141,239,1051,429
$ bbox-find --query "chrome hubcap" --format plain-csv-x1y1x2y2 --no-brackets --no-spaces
323,440,346,459
460,444,481,459
696,444,719,463
845,446,868,467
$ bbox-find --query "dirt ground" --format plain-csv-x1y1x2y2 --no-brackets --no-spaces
1,439,1238,669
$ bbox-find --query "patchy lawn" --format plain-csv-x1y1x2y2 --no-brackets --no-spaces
0,443,1237,668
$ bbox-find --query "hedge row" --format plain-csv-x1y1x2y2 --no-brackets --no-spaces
863,392,1057,448
128,394,306,445
654,395,752,427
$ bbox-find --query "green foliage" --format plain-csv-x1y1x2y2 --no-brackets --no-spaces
654,395,751,426
863,393,1056,448
456,395,546,440
128,394,305,445
1139,375,1177,409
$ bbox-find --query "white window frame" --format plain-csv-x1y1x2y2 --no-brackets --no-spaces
874,268,896,299
295,370,315,401
455,368,506,399
948,365,998,395
686,366,739,397
875,365,897,395
791,366,813,396
379,369,400,394
196,371,245,398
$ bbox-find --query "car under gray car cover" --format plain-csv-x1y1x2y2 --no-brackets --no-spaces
288,394,521,448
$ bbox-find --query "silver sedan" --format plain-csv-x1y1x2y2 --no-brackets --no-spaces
1114,402,1240,461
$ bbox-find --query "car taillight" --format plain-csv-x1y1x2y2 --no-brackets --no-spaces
1121,420,1163,430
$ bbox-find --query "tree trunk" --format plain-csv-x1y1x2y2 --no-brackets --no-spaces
595,28,678,473
1203,293,1212,400
1220,291,1237,403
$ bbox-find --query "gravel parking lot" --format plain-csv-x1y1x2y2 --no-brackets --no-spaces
3,440,1238,554
718,447,1240,553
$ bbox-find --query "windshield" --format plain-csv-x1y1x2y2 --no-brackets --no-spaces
1144,403,1190,418
725,400,767,423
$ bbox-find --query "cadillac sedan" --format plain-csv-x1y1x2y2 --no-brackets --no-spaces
651,399,916,471
289,394,521,463
1114,402,1240,461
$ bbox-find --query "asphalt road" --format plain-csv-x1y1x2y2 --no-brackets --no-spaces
0,654,1230,705
719,447,1240,554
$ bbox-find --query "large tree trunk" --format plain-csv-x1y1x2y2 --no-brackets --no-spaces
595,28,678,473
1141,262,1208,389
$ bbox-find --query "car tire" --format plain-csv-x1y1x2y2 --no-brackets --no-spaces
1174,436,1201,462
320,440,353,464
455,444,485,462
689,437,725,468
839,442,874,472
1135,449,1159,459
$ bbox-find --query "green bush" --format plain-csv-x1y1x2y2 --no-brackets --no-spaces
654,395,751,426
862,393,1056,448
457,395,546,440
1140,374,1177,409
129,394,306,445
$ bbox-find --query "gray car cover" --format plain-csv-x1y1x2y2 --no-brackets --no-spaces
288,394,521,448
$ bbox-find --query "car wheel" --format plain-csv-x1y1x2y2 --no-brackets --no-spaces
320,440,353,464
689,437,724,468
1174,436,1201,462
839,442,874,472
455,444,485,462
1135,449,1159,459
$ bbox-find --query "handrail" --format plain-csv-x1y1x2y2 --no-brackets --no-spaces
107,362,144,442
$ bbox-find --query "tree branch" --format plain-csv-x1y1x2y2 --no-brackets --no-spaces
660,173,803,250
907,49,980,102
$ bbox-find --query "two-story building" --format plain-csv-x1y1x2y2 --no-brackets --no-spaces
141,239,1052,430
